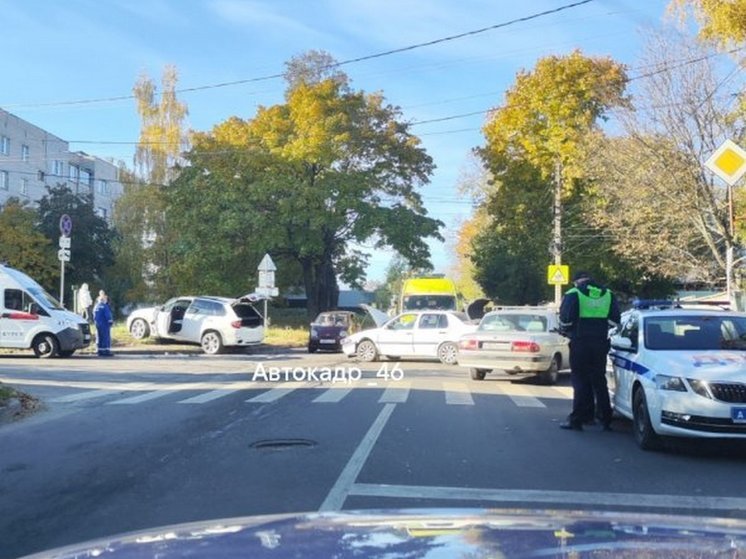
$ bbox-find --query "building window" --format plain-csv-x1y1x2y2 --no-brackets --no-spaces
98,179,109,195
20,178,28,195
69,164,79,182
80,168,92,187
53,160,64,177
0,171,8,190
0,136,9,155
21,144,29,162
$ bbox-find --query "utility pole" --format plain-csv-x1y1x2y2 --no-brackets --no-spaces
553,159,563,305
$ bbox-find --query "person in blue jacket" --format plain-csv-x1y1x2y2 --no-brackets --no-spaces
93,291,114,357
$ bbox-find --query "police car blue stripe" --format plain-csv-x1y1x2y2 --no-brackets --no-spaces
610,353,650,376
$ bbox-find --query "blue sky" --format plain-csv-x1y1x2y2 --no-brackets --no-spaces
1,0,670,283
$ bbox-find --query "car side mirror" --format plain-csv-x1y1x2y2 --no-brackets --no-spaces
611,335,634,352
29,303,41,315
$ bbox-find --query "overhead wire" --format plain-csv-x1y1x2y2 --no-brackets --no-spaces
1,0,597,110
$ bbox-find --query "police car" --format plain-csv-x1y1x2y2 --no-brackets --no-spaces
608,300,746,450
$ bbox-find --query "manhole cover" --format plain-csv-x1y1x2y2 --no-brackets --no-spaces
249,438,317,450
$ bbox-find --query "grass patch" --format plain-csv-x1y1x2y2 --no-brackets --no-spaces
265,326,308,347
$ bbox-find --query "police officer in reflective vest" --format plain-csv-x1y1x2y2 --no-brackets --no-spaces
559,271,621,431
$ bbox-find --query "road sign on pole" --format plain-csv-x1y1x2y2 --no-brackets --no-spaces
257,253,277,328
547,264,569,286
57,216,73,306
705,140,746,186
705,139,746,303
59,214,73,237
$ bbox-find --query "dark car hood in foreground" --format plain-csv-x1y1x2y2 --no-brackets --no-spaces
20,508,746,558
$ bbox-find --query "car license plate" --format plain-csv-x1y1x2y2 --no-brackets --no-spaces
481,342,505,350
731,407,746,423
320,339,336,344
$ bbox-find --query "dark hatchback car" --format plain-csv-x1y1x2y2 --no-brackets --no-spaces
308,310,376,353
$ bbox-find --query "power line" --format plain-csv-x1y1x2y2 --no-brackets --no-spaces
1,0,596,110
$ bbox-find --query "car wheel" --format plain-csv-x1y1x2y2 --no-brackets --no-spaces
129,318,150,340
201,331,223,355
32,333,59,359
308,344,317,353
356,340,378,362
539,355,560,385
470,368,489,381
437,342,459,365
633,387,662,451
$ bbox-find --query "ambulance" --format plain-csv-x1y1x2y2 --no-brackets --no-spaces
0,264,91,357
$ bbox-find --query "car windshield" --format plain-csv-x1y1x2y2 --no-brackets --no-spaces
314,313,350,326
644,315,746,350
402,295,457,311
479,313,547,332
27,287,64,311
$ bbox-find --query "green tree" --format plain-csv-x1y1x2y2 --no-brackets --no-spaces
0,198,57,287
474,51,632,302
36,185,115,300
169,53,441,316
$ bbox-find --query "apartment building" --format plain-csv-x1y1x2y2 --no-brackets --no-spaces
0,108,123,221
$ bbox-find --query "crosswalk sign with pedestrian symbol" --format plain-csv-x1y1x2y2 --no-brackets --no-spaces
547,265,569,285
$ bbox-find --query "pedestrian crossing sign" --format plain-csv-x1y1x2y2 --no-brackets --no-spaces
547,264,569,285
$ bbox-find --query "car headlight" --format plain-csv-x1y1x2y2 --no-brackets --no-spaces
311,328,318,338
655,374,687,392
339,330,348,338
687,378,713,399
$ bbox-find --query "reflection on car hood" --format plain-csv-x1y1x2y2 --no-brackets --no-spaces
21,508,746,558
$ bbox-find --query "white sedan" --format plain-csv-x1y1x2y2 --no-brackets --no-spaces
126,295,264,354
457,307,569,384
609,304,746,450
341,310,477,365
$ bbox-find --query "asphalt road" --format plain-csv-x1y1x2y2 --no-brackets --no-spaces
1,350,746,558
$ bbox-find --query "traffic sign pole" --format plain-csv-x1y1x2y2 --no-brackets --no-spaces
58,214,72,307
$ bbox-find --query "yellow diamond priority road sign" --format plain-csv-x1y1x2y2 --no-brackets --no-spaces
705,140,746,186
547,264,569,285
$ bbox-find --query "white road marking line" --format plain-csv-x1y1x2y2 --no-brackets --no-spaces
496,383,546,408
379,382,411,403
50,389,119,403
550,386,573,399
246,382,307,403
443,382,474,405
107,390,173,405
313,388,353,403
179,389,240,404
348,483,746,512
319,403,396,512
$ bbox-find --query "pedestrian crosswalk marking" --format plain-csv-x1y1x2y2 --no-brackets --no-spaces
313,387,353,403
443,382,475,406
179,389,240,404
496,383,545,408
379,382,411,403
10,376,573,408
246,382,307,403
108,390,173,405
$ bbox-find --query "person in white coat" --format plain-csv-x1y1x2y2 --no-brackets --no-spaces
77,283,93,323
